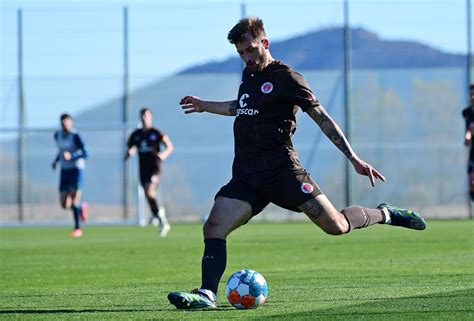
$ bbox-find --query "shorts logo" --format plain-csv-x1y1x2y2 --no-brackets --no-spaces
301,182,314,194
261,82,273,94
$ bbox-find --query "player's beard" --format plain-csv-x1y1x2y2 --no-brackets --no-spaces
246,61,263,72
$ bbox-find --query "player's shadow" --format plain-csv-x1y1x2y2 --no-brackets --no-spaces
0,308,166,315
268,288,474,320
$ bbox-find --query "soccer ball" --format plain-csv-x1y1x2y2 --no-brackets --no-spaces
225,269,268,309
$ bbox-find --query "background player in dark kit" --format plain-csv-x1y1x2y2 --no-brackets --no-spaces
462,84,474,202
52,113,89,238
125,108,174,237
168,17,426,309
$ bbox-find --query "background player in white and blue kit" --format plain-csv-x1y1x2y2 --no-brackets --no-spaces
52,113,89,237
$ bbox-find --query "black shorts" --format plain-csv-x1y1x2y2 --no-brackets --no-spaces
215,168,322,216
59,168,83,192
139,165,161,187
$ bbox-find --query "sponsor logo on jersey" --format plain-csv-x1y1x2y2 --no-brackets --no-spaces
237,108,259,116
239,93,249,108
261,82,273,94
301,182,314,194
237,93,259,117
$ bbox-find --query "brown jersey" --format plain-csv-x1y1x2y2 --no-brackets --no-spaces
127,128,164,184
232,60,320,179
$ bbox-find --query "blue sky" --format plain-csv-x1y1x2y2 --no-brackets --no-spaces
0,0,471,127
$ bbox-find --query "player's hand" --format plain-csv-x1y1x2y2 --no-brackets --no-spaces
179,95,205,114
51,162,57,171
63,151,72,161
465,130,472,146
350,156,386,187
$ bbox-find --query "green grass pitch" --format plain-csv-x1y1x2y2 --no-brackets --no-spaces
1,220,473,320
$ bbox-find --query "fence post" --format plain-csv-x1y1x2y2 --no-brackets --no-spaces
17,8,25,223
343,0,352,207
123,6,130,221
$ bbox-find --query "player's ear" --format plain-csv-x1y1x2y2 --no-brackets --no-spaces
262,38,269,49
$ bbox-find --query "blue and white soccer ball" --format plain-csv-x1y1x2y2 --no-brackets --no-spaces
225,269,268,309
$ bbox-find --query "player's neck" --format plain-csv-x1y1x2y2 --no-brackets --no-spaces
262,54,274,70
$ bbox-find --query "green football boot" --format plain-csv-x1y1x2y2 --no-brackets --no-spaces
378,203,426,230
168,289,217,309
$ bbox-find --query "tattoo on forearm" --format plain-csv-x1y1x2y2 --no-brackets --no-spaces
306,105,354,159
229,101,238,116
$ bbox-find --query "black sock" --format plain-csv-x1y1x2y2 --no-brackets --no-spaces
201,238,226,296
72,205,80,229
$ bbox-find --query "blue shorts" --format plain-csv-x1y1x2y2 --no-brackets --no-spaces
59,168,83,192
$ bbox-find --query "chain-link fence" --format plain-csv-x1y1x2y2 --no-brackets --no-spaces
1,1,472,225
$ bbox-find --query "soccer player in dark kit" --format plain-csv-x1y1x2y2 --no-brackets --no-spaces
125,107,174,237
168,17,426,309
52,113,89,238
462,84,474,201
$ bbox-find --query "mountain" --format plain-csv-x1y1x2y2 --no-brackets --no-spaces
180,27,466,73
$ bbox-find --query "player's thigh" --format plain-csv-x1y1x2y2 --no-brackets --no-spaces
469,171,474,189
204,196,253,239
60,192,71,208
70,190,82,205
298,194,345,229
143,182,158,198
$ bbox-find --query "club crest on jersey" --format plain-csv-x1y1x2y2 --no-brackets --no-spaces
301,182,314,194
261,82,273,94
149,133,158,141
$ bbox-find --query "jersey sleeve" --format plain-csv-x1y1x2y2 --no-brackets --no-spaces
463,107,472,130
53,131,60,162
127,130,137,149
156,129,165,142
72,133,88,160
280,70,321,112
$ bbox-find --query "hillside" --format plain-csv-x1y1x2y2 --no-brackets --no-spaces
181,27,465,73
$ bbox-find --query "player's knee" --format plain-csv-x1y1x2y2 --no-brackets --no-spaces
203,218,227,239
203,218,218,234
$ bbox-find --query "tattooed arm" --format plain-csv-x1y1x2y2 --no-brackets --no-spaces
179,95,238,116
306,103,355,160
306,103,386,186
